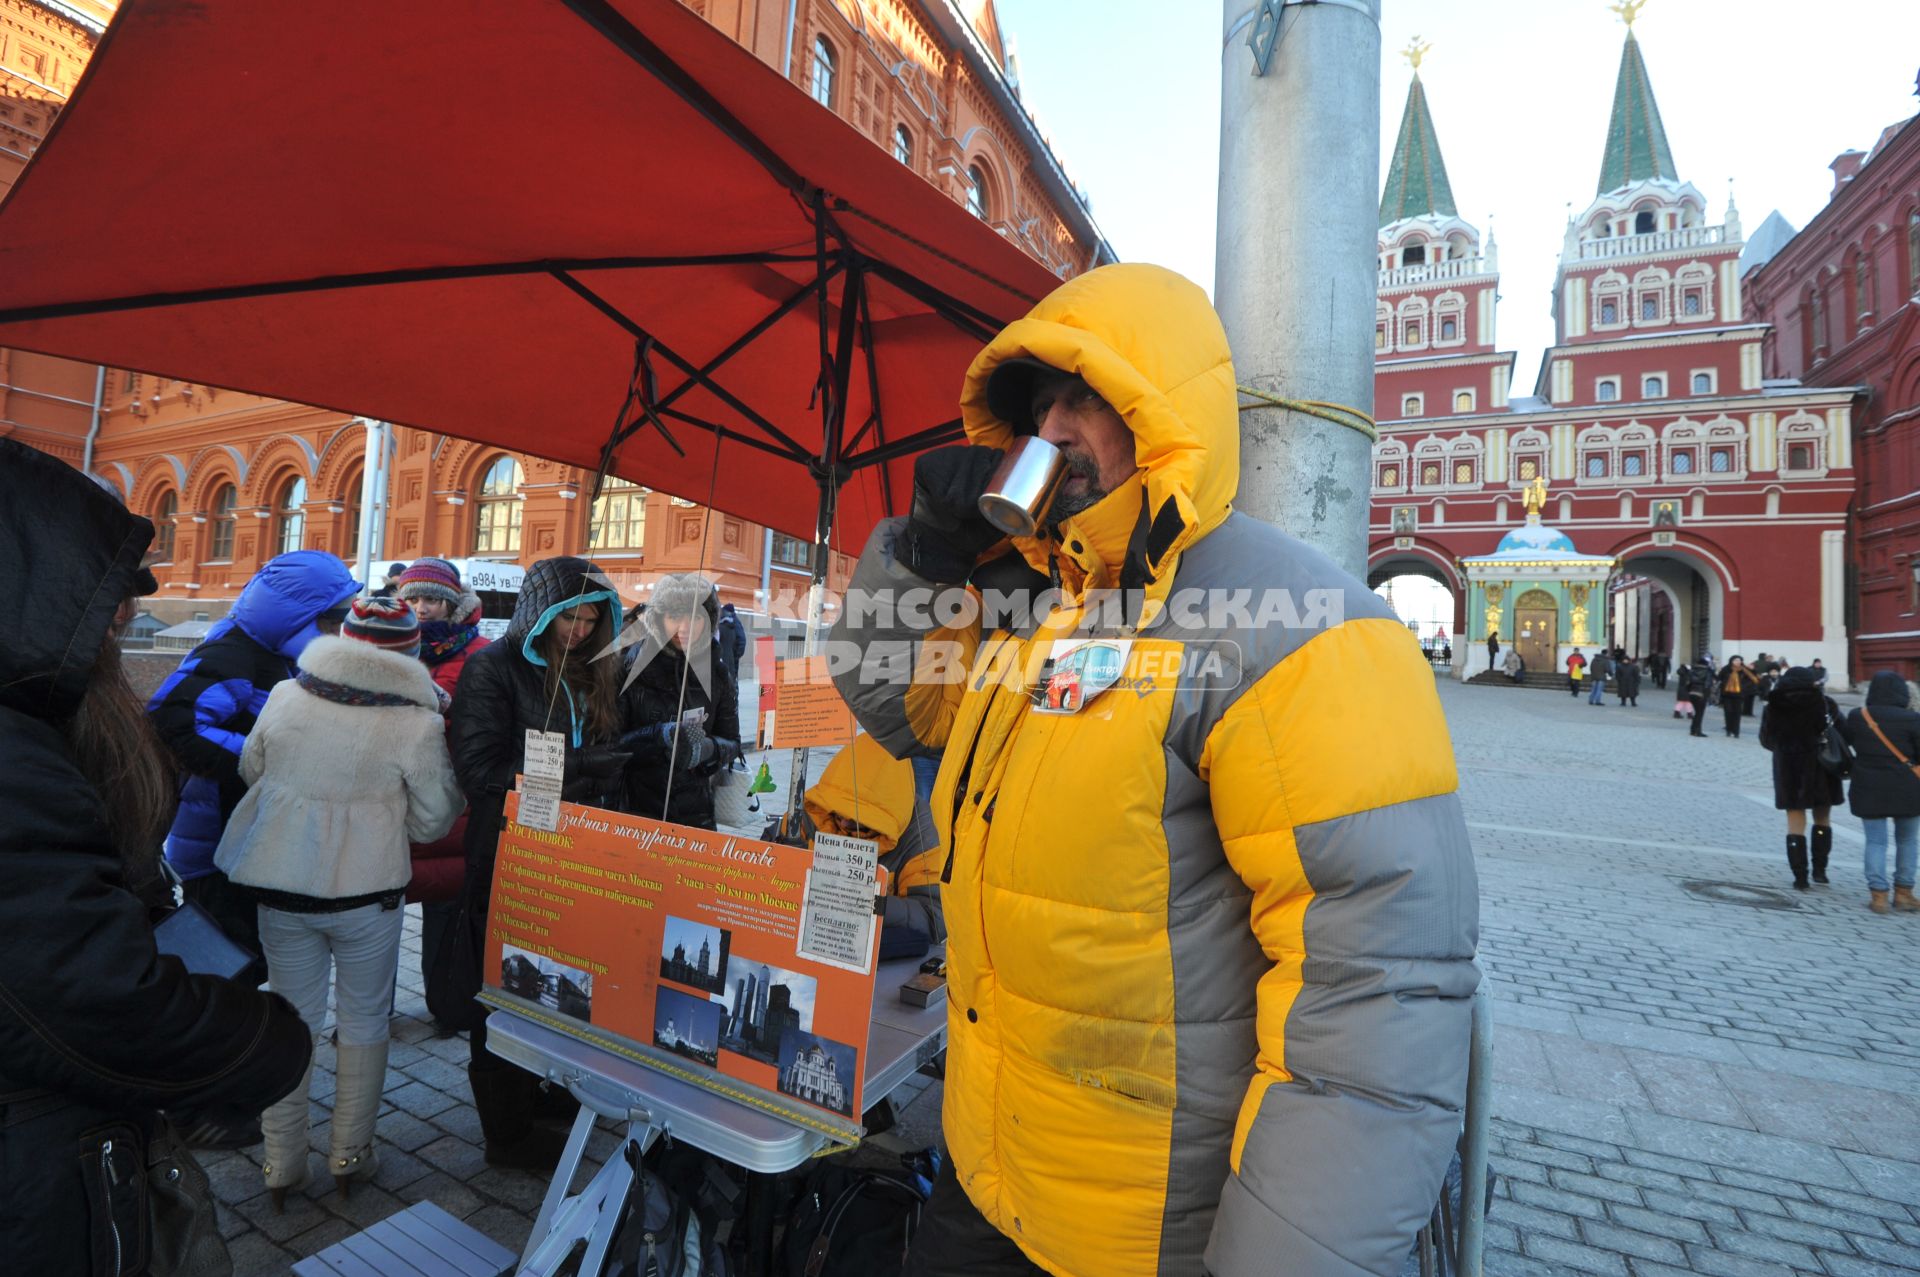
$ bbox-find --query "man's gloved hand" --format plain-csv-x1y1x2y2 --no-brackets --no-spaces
898,445,1006,584
572,743,633,778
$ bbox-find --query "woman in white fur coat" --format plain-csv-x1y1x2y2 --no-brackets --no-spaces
214,597,463,1206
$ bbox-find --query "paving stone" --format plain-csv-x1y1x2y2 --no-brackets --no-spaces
1815,1250,1906,1277
223,1229,294,1275
1804,1182,1914,1223
403,1053,472,1095
1834,1149,1920,1203
1517,1232,1630,1275
465,1203,534,1251
1602,1202,1709,1243
1498,1140,1596,1175
287,1215,362,1258
1624,1109,1861,1191
1848,1233,1920,1269
1491,1083,1631,1145
1704,1225,1823,1271
470,1165,555,1213
1487,1153,1550,1185
1546,1168,1642,1206
1629,1052,1754,1129
374,1109,445,1153
1736,1208,1854,1254
1710,1166,1814,1201
325,1181,407,1230
1485,1200,1580,1240
385,1079,460,1119
1639,1187,1744,1226
395,1169,488,1220
1593,1161,1688,1193
1622,1148,1719,1181
232,1185,330,1242
415,1133,490,1182
429,1101,487,1145
1680,1245,1800,1277
1482,1248,1560,1277
1507,1179,1608,1220
1777,1196,1892,1240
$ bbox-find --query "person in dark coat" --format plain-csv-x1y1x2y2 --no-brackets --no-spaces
1717,656,1760,738
1615,654,1642,707
397,562,492,1032
1840,671,1920,913
716,600,748,683
1486,630,1500,674
1679,656,1712,736
147,550,359,956
0,438,310,1275
1649,650,1671,690
617,573,742,830
449,557,631,1166
1760,666,1846,890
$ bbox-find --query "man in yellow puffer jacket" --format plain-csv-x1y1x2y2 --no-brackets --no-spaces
831,264,1479,1277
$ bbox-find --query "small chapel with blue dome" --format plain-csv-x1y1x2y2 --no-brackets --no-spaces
1460,478,1616,677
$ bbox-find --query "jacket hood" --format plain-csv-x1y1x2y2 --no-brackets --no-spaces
1772,667,1823,699
641,573,720,646
0,438,154,721
297,635,442,709
961,263,1239,607
804,734,916,850
503,556,620,663
1866,670,1912,709
219,551,360,660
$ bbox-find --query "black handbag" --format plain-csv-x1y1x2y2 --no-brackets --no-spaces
426,895,488,1032
1817,705,1854,777
145,1121,232,1277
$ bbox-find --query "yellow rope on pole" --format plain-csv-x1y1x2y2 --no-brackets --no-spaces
1236,384,1379,443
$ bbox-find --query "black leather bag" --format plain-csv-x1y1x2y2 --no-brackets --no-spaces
145,1122,231,1277
1817,705,1854,777
426,896,488,1032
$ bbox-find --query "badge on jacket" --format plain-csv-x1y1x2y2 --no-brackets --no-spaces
1033,638,1131,715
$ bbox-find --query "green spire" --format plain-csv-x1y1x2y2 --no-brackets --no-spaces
1596,32,1677,194
1379,73,1458,228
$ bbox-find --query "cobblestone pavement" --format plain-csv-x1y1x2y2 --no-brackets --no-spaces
202,675,1920,1274
1452,679,1920,1276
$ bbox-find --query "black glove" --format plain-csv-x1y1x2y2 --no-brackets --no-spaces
898,445,1006,583
572,743,633,778
620,722,677,757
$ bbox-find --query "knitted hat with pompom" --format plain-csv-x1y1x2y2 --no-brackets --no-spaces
342,596,421,657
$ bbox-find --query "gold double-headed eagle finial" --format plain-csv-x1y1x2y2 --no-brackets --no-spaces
1609,0,1647,29
1523,476,1549,516
1402,36,1431,73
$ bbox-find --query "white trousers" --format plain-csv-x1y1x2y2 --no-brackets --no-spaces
257,902,405,1048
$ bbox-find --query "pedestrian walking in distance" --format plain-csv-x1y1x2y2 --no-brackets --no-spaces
1487,629,1500,674
1616,652,1641,707
1680,655,1712,736
1840,671,1920,913
214,597,463,1207
1650,650,1671,690
1760,666,1846,890
1567,646,1587,697
1587,648,1612,705
1718,656,1759,738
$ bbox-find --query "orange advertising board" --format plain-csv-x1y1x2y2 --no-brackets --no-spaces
482,792,883,1142
767,655,857,749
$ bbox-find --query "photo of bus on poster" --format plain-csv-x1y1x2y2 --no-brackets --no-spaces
480,792,884,1135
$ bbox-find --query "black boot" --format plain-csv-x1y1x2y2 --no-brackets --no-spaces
1787,834,1810,890
1811,826,1832,884
469,1060,570,1170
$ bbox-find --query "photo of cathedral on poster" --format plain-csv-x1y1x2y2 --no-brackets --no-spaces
659,914,731,996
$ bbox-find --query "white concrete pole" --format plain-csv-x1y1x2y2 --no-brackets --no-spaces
1215,0,1381,578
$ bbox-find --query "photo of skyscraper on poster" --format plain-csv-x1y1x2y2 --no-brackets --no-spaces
482,794,882,1137
715,954,817,1065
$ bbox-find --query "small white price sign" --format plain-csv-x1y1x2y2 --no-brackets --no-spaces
796,833,880,974
519,730,567,831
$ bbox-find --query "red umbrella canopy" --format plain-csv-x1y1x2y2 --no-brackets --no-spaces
0,0,1066,548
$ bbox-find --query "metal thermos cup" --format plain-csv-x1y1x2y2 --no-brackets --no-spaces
977,436,1067,539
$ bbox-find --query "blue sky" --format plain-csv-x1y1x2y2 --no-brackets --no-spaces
998,1,1920,386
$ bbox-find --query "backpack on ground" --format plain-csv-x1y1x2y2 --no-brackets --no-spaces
609,1141,742,1277
780,1156,931,1277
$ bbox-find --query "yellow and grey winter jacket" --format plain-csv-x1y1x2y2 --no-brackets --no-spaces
831,264,1479,1277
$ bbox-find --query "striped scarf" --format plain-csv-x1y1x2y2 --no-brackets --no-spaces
296,670,417,708
421,619,480,665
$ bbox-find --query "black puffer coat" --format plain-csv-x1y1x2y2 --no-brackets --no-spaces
1842,672,1920,819
0,438,310,1277
449,557,627,905
619,576,741,830
1760,668,1846,811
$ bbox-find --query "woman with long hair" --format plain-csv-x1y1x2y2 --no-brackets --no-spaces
448,557,632,1165
0,438,310,1273
1760,666,1846,889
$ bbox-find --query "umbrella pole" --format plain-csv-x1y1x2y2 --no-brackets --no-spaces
785,245,863,819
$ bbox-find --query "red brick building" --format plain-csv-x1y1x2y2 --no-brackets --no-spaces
1745,114,1920,681
5,0,1110,624
1369,27,1860,682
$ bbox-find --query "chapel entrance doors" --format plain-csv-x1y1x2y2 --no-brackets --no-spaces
1513,590,1558,673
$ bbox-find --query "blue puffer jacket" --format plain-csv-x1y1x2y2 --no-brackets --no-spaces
147,552,358,879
